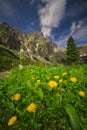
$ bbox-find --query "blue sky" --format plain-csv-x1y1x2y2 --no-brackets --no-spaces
0,0,87,47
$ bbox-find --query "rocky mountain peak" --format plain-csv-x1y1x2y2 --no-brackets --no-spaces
20,31,58,63
0,22,87,64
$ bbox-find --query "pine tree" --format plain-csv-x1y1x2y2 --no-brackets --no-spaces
66,36,79,64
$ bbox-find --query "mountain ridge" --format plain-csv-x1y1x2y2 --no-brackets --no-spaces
0,22,87,70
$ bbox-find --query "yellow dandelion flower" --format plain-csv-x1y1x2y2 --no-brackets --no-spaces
56,93,60,97
59,79,63,83
48,80,58,88
70,77,77,83
64,80,67,83
37,80,40,83
27,103,37,113
12,93,21,101
46,77,50,80
79,91,85,97
54,75,59,79
62,72,67,76
61,88,65,91
8,116,17,126
31,76,35,80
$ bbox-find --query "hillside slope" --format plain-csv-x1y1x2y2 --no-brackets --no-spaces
0,22,20,50
0,45,19,71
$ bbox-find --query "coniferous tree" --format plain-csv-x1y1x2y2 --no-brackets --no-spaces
66,36,79,64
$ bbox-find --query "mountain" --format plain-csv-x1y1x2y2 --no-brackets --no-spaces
20,31,60,64
0,22,87,71
0,22,62,65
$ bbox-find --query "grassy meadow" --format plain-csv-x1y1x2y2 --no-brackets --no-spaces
0,64,87,130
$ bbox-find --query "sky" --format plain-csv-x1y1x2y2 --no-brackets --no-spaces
0,0,87,47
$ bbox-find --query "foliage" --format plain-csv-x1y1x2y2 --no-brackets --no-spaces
66,36,79,64
0,64,87,129
65,104,81,130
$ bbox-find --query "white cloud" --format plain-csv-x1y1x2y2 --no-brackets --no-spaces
0,0,15,17
70,20,85,34
71,22,81,34
72,25,87,42
70,19,87,42
56,19,87,47
38,0,67,37
55,34,69,47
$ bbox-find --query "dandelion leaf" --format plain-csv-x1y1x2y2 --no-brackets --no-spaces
64,104,81,130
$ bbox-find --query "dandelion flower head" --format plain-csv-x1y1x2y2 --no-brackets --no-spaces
8,116,17,126
27,103,37,113
59,79,63,83
48,80,58,88
62,72,67,76
70,77,77,83
54,75,59,79
12,93,21,101
79,91,85,97
37,80,41,83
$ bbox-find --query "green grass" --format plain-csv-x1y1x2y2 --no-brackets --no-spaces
0,64,87,129
0,44,19,71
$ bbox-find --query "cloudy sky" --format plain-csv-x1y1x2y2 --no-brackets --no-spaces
0,0,87,47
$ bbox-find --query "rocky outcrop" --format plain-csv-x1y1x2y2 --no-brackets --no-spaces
20,32,58,63
0,22,20,50
79,45,87,63
0,22,59,64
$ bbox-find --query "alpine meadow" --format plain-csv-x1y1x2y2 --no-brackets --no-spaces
0,0,87,128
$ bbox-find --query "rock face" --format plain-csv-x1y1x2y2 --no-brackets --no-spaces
79,45,87,63
0,22,59,63
20,32,58,63
0,22,20,50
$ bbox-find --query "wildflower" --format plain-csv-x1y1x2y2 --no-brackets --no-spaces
31,76,35,80
54,75,59,79
64,80,67,83
27,103,37,113
56,93,60,97
19,64,23,70
46,77,50,80
79,91,85,97
8,116,17,126
70,77,77,83
12,93,21,101
62,72,67,76
61,88,65,91
48,80,58,88
37,80,40,83
59,79,63,83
